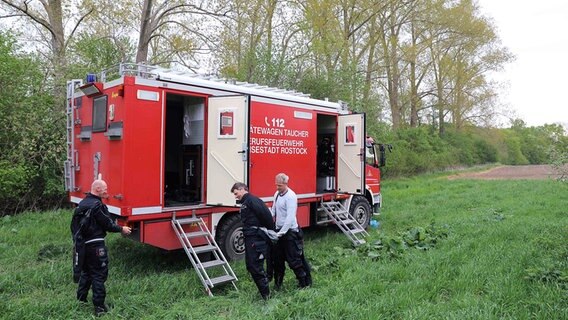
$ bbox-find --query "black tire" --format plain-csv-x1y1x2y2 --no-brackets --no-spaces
215,214,245,261
349,196,372,229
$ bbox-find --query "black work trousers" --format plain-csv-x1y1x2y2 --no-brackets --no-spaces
244,234,272,298
77,242,109,307
273,229,312,287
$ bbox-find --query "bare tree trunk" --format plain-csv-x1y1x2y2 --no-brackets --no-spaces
388,21,402,129
362,29,377,108
434,69,445,136
409,23,419,127
45,0,66,102
136,0,154,63
409,59,419,127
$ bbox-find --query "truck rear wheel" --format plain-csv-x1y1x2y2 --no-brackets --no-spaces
215,214,245,261
349,196,372,229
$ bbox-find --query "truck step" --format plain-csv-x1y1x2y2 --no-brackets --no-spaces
199,259,227,269
176,217,201,224
185,230,209,238
208,275,236,286
192,244,216,254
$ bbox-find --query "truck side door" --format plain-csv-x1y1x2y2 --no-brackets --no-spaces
206,95,249,205
337,113,365,194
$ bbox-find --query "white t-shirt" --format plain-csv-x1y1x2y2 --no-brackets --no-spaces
271,188,298,235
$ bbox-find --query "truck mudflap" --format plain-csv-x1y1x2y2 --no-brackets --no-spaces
372,193,381,215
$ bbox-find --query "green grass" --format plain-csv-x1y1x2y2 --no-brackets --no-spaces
1,173,567,319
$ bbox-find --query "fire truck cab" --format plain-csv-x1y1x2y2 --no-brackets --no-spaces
64,64,385,260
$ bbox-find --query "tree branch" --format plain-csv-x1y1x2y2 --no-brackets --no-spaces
0,0,54,37
64,8,94,50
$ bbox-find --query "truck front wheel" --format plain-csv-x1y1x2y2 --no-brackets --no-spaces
349,196,372,229
215,214,245,261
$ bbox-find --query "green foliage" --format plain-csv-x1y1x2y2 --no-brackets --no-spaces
0,31,64,214
523,225,568,290
524,267,568,289
369,121,566,178
401,223,450,250
296,72,336,101
357,222,450,260
381,127,459,176
504,134,529,165
0,161,32,201
550,145,568,182
502,121,567,165
442,129,499,165
387,127,442,175
67,33,135,79
473,138,498,163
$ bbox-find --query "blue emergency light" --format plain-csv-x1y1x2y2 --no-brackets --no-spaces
86,73,97,83
79,73,103,97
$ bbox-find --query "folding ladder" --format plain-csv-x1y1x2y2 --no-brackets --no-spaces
172,214,238,296
320,201,369,246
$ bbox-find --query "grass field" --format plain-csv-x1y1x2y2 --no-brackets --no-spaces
1,173,567,319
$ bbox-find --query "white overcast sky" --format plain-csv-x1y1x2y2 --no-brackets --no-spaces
2,1,565,128
476,0,568,127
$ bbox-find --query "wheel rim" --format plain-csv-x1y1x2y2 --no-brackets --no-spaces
230,227,245,255
354,205,367,225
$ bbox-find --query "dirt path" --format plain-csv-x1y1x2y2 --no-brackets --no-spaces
448,164,566,180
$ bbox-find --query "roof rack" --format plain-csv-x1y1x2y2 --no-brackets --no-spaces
99,63,312,98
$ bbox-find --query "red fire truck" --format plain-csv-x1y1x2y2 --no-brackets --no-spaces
64,64,386,263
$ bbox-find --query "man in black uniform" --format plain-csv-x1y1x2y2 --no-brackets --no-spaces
72,179,131,316
230,182,275,300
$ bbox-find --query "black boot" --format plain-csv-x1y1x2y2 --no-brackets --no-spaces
260,285,270,301
298,276,311,288
94,305,108,317
274,274,284,290
305,273,312,287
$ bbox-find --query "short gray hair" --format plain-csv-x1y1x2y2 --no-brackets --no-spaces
275,173,289,184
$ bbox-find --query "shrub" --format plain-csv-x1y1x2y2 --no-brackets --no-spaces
0,161,31,199
504,136,529,165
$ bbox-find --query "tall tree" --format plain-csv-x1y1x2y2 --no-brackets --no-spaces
133,0,227,66
425,0,511,134
0,0,93,99
217,0,296,83
374,0,415,129
402,0,436,127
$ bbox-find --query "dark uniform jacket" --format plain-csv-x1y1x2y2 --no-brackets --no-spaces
239,193,275,236
75,193,122,242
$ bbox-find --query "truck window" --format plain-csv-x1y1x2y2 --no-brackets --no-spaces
92,95,108,132
365,145,375,165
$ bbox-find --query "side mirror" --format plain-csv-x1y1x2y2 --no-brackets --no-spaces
379,145,386,167
378,144,392,167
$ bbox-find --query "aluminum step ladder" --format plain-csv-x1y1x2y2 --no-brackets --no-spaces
64,79,83,192
172,214,238,297
320,201,369,246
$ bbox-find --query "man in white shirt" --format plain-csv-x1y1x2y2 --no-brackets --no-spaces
271,173,312,289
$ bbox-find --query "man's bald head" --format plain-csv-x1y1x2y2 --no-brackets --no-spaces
91,179,109,199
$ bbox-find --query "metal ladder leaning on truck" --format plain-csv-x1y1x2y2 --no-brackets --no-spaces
64,63,389,296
